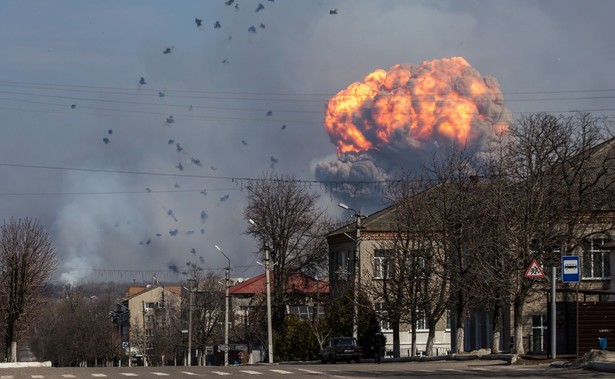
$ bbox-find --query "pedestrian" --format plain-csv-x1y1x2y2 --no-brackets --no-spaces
373,332,386,364
238,350,244,365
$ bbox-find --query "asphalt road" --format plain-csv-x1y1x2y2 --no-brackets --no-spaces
0,360,610,379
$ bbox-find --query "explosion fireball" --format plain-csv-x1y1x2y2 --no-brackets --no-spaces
316,57,511,196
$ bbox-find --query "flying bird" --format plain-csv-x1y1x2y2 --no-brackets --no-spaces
174,183,180,188
108,129,113,134
270,156,279,168
281,124,287,130
210,165,217,171
266,110,273,116
225,0,234,5
255,3,264,12
190,248,196,255
168,139,175,145
259,23,266,29
176,162,184,171
139,77,146,85
222,58,230,65
166,115,174,124
191,157,202,166
330,8,338,14
214,21,221,29
220,194,230,202
158,91,165,98
163,47,173,54
241,140,248,146
70,103,77,109
248,26,257,33
176,143,184,152
188,105,193,111
195,18,203,28
103,137,110,144
200,211,208,222
200,189,208,196
169,229,179,236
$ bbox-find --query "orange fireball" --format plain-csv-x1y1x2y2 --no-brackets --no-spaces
324,57,509,157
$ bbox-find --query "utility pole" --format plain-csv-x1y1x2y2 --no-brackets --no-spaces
216,245,231,367
264,245,274,363
187,278,195,366
339,203,363,340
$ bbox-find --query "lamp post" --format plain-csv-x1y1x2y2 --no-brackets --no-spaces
248,219,274,363
338,202,362,340
215,244,231,367
187,278,195,366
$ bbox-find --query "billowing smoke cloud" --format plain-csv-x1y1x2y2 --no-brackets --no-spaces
316,57,511,195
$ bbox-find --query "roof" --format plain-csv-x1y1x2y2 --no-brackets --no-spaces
229,272,329,296
124,284,182,299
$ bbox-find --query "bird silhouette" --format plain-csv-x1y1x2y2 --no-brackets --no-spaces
281,124,287,130
210,165,217,171
259,23,266,29
195,18,203,28
255,3,264,12
168,139,175,145
191,157,202,166
108,129,113,135
139,77,146,85
176,143,184,152
169,229,179,236
220,194,230,202
158,91,165,98
176,162,184,171
222,58,230,65
163,47,173,54
214,21,221,29
270,156,279,168
103,137,110,144
241,140,248,146
166,115,174,124
266,110,273,116
225,0,234,5
330,9,338,14
248,26,257,33
70,103,77,109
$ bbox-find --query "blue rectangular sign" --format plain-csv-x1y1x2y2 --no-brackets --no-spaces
562,256,581,283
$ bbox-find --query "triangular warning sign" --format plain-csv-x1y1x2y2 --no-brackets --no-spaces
524,259,545,279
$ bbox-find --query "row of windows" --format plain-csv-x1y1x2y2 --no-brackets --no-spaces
375,303,452,331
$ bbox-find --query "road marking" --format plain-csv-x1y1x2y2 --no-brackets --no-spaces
270,369,293,374
180,372,199,376
32,376,45,378
297,368,322,374
91,375,107,378
120,374,138,377
211,372,231,376
62,376,77,378
151,373,170,376
1,376,14,379
240,370,262,375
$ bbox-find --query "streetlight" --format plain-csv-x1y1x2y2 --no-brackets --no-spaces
338,202,362,340
248,218,274,363
187,278,195,366
215,244,231,367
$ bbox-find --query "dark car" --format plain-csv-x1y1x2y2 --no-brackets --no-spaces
321,337,362,363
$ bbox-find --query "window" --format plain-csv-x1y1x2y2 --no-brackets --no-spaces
144,302,157,310
145,315,154,323
583,238,611,279
287,305,325,320
336,250,350,280
373,249,393,279
417,310,428,331
375,303,391,331
145,328,154,336
530,315,547,353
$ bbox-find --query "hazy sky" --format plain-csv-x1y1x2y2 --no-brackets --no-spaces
1,0,614,284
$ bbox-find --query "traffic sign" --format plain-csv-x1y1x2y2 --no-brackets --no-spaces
524,259,545,279
562,256,581,283
122,342,129,349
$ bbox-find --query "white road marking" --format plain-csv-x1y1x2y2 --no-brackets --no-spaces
31,376,45,379
91,375,107,378
1,376,14,379
151,373,170,376
62,376,77,378
120,374,138,377
270,369,293,374
211,372,231,376
239,370,262,375
297,368,321,374
180,372,199,376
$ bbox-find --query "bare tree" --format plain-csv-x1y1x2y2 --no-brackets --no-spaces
0,217,57,362
245,173,332,330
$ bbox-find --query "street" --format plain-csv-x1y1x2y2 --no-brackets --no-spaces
0,360,611,379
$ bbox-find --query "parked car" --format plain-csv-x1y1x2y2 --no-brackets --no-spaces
320,337,362,363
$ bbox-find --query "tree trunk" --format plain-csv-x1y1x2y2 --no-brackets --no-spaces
392,321,400,358
491,302,502,353
10,341,17,362
513,297,525,355
426,323,436,356
455,309,465,353
410,324,417,356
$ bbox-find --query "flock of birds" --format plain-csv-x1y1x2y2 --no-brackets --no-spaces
71,1,339,276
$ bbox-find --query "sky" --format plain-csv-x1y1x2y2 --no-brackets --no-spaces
1,0,615,285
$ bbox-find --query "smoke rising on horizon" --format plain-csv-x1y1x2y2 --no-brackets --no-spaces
315,57,512,197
